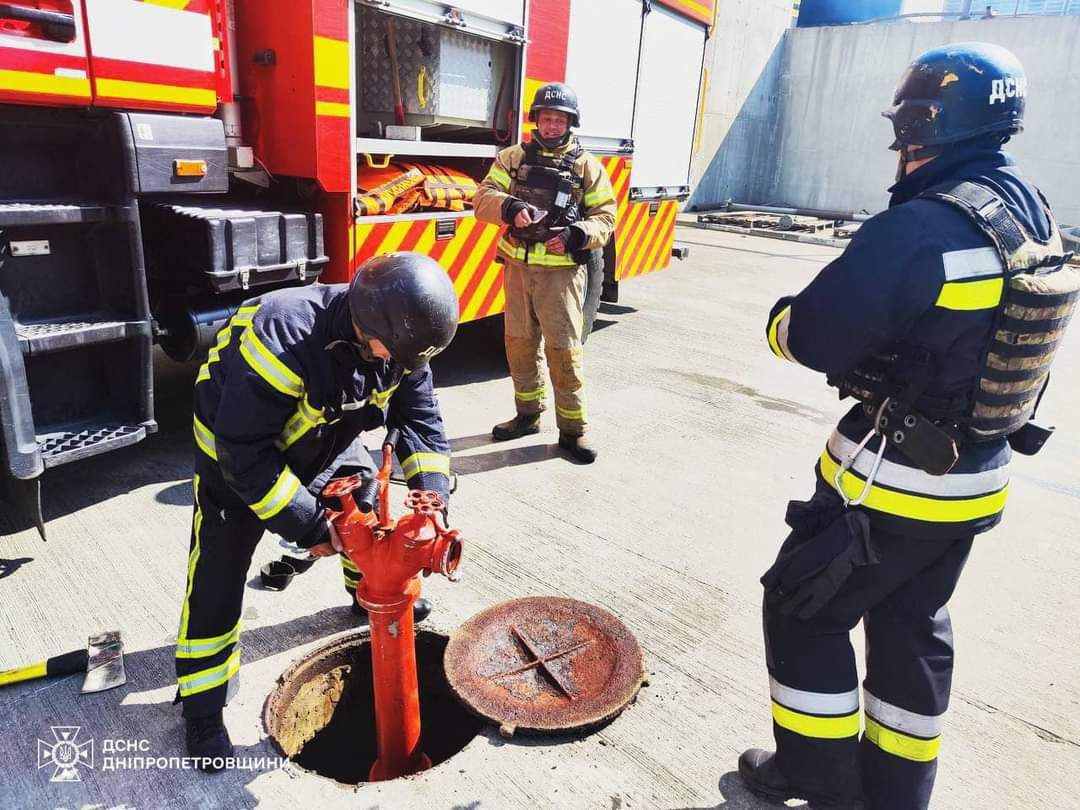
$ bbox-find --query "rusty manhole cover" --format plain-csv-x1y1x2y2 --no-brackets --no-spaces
444,596,645,737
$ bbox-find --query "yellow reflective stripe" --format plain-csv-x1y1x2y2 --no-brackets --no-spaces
819,451,1009,523
496,238,578,267
177,649,241,697
0,68,90,100
487,166,511,190
316,100,350,118
177,475,203,650
340,554,360,573
498,237,526,259
250,469,302,521
239,326,303,398
583,188,615,207
556,405,586,421
864,717,941,762
193,415,217,460
197,305,258,384
96,77,216,109
401,452,450,479
176,621,241,659
935,278,1004,311
772,701,860,739
343,573,358,589
313,36,349,89
514,386,547,402
767,305,794,361
370,383,400,409
278,395,326,450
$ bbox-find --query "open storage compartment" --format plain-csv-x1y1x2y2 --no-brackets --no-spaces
354,0,524,157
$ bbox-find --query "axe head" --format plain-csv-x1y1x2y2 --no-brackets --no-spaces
81,631,126,694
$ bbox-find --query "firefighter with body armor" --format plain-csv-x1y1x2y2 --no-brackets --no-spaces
175,253,459,770
735,43,1080,809
474,83,617,462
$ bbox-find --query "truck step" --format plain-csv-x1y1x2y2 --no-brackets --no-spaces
15,318,150,355
38,424,148,469
0,201,110,227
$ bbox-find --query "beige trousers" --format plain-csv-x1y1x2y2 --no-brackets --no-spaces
501,258,588,435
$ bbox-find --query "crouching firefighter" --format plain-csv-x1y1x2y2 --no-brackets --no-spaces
175,253,458,770
737,43,1080,809
474,82,616,463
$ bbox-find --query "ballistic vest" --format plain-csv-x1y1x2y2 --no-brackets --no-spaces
927,181,1080,440
508,140,585,244
843,181,1080,442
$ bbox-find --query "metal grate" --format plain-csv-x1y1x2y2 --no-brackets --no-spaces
16,321,124,339
38,425,144,461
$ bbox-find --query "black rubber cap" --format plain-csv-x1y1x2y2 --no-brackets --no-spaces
260,560,297,591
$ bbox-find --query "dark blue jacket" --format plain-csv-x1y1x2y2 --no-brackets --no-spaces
192,284,451,547
766,146,1052,538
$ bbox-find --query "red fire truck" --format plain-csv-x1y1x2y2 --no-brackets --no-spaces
0,0,712,529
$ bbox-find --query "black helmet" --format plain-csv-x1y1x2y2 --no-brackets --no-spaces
883,42,1025,153
528,82,580,128
348,252,459,368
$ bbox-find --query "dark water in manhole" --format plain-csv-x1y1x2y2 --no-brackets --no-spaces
266,630,483,784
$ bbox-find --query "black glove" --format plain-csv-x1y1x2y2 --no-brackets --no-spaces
559,223,587,253
502,197,529,225
294,515,331,550
761,510,876,620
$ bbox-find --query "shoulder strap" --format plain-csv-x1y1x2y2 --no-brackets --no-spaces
919,180,1028,258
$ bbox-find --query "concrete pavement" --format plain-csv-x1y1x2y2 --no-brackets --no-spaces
1,226,1077,809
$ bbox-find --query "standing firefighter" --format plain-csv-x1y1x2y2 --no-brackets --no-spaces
474,82,617,463
176,253,458,770
737,44,1079,809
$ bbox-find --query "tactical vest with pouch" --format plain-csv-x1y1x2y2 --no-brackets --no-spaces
509,140,585,244
838,181,1079,471
924,181,1080,441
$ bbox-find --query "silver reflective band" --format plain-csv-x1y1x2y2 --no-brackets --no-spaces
864,690,943,738
828,430,1010,497
942,247,1003,281
770,676,859,715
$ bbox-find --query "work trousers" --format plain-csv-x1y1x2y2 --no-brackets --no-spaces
501,258,588,436
175,453,374,718
762,488,973,809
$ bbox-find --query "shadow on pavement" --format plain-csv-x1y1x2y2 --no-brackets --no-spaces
0,607,360,810
676,770,800,809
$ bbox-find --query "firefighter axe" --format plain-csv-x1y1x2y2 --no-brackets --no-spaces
0,631,126,693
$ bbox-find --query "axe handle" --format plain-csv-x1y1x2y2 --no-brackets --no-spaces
0,648,88,687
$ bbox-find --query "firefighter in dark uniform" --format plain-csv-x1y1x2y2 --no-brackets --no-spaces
474,82,617,463
176,253,459,770
736,44,1080,809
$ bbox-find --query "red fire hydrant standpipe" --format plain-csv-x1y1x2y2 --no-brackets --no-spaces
323,430,463,782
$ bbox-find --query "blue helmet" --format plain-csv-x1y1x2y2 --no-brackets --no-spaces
883,42,1025,152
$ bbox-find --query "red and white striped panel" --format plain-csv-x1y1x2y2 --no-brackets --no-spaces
84,0,219,113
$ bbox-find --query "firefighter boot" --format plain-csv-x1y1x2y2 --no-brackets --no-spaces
186,710,235,772
558,432,597,463
492,413,541,441
352,597,433,624
737,749,859,809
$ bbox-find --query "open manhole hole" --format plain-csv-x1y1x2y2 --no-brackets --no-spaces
264,630,483,784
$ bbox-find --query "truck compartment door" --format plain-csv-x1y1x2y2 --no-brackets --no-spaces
0,1,91,106
83,0,221,113
629,3,706,198
564,0,642,150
